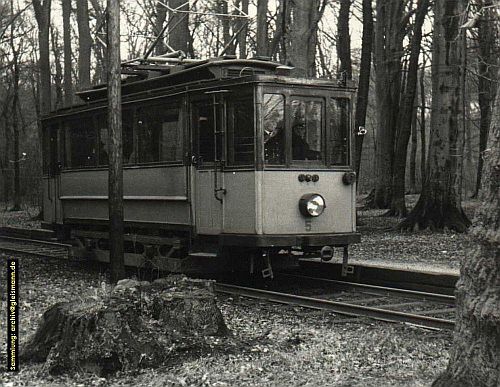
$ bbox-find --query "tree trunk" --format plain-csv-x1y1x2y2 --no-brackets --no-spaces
288,0,322,77
473,0,498,198
256,0,268,56
77,0,92,90
220,0,231,52
1,107,10,205
354,0,373,179
433,75,500,387
89,0,107,84
400,0,470,232
32,0,52,116
269,0,291,62
388,0,429,217
370,0,405,209
409,97,418,193
10,0,21,211
50,26,64,110
336,0,352,80
154,1,167,55
20,277,228,376
62,0,73,106
237,0,249,58
107,0,125,283
419,61,426,186
168,0,190,54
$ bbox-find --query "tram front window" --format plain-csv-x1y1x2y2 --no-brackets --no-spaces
291,99,323,162
263,94,285,165
329,98,350,165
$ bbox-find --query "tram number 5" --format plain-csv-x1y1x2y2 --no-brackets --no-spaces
304,220,312,231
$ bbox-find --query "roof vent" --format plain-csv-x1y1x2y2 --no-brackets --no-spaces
253,55,271,62
275,65,294,76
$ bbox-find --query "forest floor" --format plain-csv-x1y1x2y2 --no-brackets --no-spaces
340,194,480,273
0,194,478,386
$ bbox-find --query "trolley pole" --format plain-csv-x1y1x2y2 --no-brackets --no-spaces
107,0,125,282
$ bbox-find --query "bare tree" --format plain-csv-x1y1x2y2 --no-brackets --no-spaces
408,97,418,193
77,0,92,89
288,0,324,77
62,0,73,106
473,0,499,197
400,0,470,232
354,0,374,178
50,25,63,109
89,0,107,84
154,1,167,55
419,60,427,186
433,70,500,387
236,0,249,58
32,0,51,115
389,0,429,217
107,0,125,283
256,0,268,56
9,0,21,211
269,0,291,62
169,0,190,53
336,0,352,80
370,0,407,208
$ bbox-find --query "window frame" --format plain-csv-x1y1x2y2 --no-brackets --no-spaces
64,114,99,169
260,86,353,170
328,97,351,167
262,92,286,167
289,96,326,166
191,96,226,168
136,101,183,165
227,93,256,167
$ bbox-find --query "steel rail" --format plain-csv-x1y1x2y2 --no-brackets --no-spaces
0,236,71,258
0,235,72,248
276,273,456,304
215,283,455,331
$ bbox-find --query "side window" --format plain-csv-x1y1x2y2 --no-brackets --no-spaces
159,111,182,161
97,114,108,166
263,94,285,165
137,104,181,163
227,97,254,166
193,102,215,163
329,98,350,165
291,99,323,162
42,124,52,174
97,109,135,166
66,116,97,168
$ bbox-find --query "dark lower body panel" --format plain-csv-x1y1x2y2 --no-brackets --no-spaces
218,233,361,248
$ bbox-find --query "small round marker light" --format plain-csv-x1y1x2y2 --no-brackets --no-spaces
299,193,326,217
342,172,356,185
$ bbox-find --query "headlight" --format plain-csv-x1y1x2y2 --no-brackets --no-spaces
299,193,326,217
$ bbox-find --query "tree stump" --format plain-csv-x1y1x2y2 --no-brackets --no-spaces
20,276,228,376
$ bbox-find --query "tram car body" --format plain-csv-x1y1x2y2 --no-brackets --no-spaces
42,57,360,276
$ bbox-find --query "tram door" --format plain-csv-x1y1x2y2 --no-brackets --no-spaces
44,125,61,224
192,94,226,235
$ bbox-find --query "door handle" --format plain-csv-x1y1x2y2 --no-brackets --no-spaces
191,155,203,166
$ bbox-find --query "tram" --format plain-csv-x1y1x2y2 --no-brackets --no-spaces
42,56,360,277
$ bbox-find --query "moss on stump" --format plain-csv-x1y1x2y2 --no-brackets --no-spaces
20,275,228,376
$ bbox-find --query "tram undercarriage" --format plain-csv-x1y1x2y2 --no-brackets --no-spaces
68,228,356,278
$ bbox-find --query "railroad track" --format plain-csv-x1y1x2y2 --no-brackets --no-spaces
216,274,456,331
0,232,457,330
0,235,71,259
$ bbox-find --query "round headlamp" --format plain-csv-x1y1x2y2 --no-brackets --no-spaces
299,193,326,217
